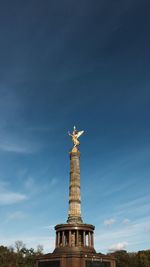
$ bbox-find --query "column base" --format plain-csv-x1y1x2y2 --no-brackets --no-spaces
67,216,83,224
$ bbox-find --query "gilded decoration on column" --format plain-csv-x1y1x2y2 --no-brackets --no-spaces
68,126,84,148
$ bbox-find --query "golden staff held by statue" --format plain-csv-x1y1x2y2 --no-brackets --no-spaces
68,126,84,147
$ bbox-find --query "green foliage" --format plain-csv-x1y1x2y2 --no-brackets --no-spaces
0,241,43,267
109,249,150,267
109,250,130,267
137,250,150,267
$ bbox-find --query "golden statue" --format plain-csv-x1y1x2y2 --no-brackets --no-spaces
68,126,84,147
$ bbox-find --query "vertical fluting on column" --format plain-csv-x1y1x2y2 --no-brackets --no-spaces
67,146,83,224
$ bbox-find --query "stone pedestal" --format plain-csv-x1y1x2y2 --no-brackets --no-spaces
36,250,115,267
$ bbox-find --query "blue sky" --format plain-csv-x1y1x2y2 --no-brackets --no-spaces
0,0,150,253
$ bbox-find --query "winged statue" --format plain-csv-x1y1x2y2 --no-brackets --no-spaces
68,126,84,147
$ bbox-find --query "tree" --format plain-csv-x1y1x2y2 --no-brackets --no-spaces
36,245,44,255
15,241,25,253
138,251,150,267
0,242,42,267
0,245,16,267
108,250,130,267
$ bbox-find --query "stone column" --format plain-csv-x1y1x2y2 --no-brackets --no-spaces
62,231,65,247
83,231,86,246
88,232,91,247
55,232,58,247
69,230,71,247
91,232,94,247
76,230,79,246
67,146,83,224
58,232,60,247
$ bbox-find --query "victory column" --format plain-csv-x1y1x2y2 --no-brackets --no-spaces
36,127,116,267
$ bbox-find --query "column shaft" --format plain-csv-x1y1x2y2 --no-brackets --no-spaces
91,232,94,247
55,232,58,247
76,230,79,246
88,232,91,247
69,230,71,247
58,232,60,247
83,231,86,246
62,231,65,247
67,147,83,223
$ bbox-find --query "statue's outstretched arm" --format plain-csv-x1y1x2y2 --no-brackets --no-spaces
68,131,72,137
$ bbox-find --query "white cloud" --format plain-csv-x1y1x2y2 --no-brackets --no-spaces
0,191,27,205
108,242,128,252
0,182,27,205
104,218,116,227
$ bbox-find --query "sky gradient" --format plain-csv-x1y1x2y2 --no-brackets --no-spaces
0,0,150,253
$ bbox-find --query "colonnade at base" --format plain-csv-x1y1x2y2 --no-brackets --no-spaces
55,224,95,250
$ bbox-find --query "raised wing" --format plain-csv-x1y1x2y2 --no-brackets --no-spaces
77,130,84,138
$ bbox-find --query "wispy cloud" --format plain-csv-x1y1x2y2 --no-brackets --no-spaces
122,218,130,225
23,174,58,197
117,195,150,210
95,219,150,253
0,181,28,205
0,123,41,154
0,192,27,205
42,225,55,230
104,218,116,227
0,135,38,154
7,211,27,221
49,178,58,187
24,176,35,190
115,194,150,217
0,90,36,154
